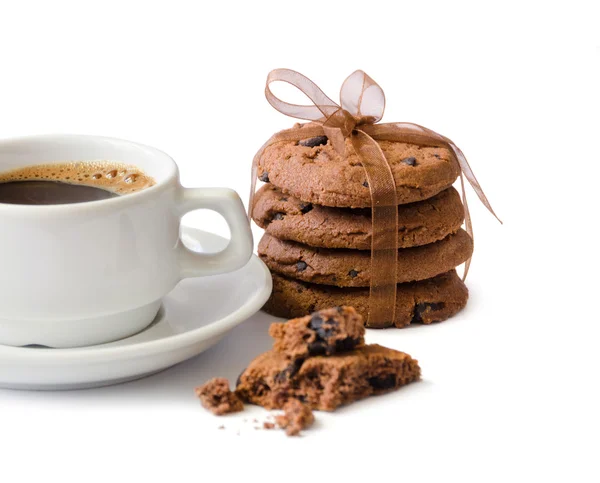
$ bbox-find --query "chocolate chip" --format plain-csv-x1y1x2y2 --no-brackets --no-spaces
363,181,369,188
296,261,307,271
433,154,441,159
272,212,284,220
259,172,269,182
274,358,305,383
309,315,337,340
300,203,313,214
273,372,286,384
305,369,320,381
367,374,397,390
279,196,288,202
299,136,328,147
401,157,416,166
348,270,359,278
309,314,324,329
411,302,444,323
334,337,361,352
252,381,271,397
307,340,327,356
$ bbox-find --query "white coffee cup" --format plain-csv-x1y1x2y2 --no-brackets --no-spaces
0,135,253,348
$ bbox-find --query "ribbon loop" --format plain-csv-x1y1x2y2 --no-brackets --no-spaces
340,70,386,123
265,69,340,121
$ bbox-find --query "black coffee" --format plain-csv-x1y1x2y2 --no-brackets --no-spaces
0,161,155,205
0,180,119,205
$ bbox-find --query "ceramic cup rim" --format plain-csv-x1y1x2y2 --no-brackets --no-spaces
0,133,179,214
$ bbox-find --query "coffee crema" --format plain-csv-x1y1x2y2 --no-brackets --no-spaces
0,161,155,205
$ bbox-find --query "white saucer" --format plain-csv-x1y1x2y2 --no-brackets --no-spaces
0,227,272,390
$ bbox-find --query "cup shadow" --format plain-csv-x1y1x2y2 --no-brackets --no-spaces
4,311,281,405
116,310,280,402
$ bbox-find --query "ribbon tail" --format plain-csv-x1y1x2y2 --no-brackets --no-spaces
445,141,502,225
379,122,502,225
460,171,473,280
351,130,398,328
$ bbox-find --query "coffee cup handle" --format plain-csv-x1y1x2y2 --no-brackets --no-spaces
176,187,253,278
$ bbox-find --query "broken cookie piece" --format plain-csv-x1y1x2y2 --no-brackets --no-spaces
275,399,314,436
236,344,421,411
195,377,244,415
269,306,365,359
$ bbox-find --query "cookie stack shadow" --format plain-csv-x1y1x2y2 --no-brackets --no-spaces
251,128,473,328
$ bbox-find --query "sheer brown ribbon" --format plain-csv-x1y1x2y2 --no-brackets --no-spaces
250,69,501,328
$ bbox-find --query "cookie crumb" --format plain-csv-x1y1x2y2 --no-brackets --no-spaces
275,399,314,436
263,422,275,430
195,377,244,415
218,425,225,430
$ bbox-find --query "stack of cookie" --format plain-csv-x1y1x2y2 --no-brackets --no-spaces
252,124,473,328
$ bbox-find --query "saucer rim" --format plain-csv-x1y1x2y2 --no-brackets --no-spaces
0,227,272,362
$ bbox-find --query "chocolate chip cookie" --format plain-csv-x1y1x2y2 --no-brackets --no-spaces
263,270,468,328
269,306,365,360
257,123,460,208
258,229,473,287
252,185,464,249
235,344,421,411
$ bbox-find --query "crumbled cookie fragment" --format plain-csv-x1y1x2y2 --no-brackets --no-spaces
236,344,421,411
269,306,365,359
263,422,275,430
275,399,315,436
195,377,244,415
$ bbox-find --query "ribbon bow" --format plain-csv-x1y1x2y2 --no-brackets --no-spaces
251,69,501,328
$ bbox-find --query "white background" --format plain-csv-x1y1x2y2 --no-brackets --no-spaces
0,1,598,482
